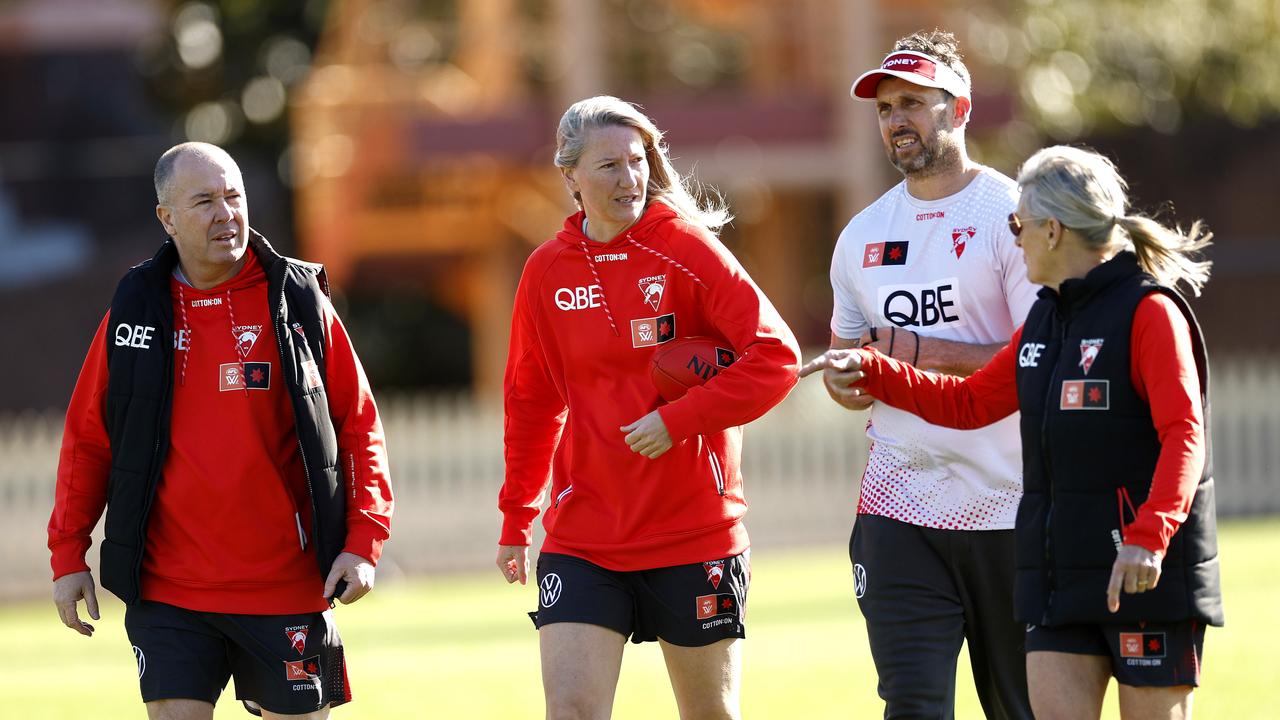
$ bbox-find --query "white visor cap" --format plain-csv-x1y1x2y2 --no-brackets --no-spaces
851,50,971,101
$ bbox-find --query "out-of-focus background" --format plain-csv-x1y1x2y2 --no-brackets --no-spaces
1,0,1277,717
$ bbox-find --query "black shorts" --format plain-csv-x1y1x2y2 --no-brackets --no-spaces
124,601,350,715
531,551,749,647
1025,620,1206,687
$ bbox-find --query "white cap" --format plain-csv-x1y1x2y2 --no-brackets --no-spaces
851,50,971,101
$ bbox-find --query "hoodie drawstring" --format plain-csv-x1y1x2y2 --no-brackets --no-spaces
175,284,191,387
626,234,708,290
576,229,710,338
224,289,250,396
579,240,621,336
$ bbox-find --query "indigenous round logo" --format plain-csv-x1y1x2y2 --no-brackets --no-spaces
853,563,868,598
539,573,563,608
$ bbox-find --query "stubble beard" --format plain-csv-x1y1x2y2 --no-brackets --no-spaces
888,129,963,181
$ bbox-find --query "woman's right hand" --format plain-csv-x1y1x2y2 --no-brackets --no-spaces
496,545,529,585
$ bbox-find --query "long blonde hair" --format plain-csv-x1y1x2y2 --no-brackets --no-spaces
1018,145,1212,295
554,96,731,234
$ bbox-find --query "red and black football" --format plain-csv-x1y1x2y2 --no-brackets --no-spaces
650,336,737,402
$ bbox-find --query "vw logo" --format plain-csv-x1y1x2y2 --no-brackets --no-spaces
853,563,868,599
540,573,563,608
133,645,146,679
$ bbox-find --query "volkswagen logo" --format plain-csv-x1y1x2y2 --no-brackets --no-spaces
853,563,868,599
539,573,563,608
133,645,146,679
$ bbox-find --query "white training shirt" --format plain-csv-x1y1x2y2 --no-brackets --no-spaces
831,166,1039,530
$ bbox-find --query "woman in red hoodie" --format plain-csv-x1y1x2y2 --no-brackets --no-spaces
496,96,800,718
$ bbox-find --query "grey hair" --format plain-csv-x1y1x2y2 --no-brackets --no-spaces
154,142,240,204
554,95,732,235
1017,145,1212,296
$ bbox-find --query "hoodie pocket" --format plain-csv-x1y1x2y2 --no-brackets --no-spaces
707,450,726,496
553,485,574,508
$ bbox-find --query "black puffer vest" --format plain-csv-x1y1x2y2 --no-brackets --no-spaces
101,231,346,605
1013,252,1223,627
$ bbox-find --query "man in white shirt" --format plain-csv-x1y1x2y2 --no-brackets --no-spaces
811,30,1037,719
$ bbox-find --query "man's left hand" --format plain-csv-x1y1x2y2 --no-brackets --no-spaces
1106,544,1162,613
621,410,673,459
323,552,376,605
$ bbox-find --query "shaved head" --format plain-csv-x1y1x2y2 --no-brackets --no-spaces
154,142,241,205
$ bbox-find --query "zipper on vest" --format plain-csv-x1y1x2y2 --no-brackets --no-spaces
275,292,319,562
136,326,173,599
1039,318,1068,624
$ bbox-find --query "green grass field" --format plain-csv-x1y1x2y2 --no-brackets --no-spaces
4,518,1276,719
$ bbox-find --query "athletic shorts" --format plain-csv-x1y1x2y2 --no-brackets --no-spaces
124,600,350,715
1025,620,1205,687
530,551,749,647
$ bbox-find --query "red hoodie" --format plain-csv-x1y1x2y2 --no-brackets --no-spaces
499,201,800,570
49,251,393,614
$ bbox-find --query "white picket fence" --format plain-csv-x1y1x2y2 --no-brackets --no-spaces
3,357,1277,600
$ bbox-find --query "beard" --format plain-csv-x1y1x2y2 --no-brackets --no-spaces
886,123,963,180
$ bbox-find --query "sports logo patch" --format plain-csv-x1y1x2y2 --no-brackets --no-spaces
703,560,725,590
540,573,563,608
631,313,676,348
862,241,909,268
220,362,271,391
285,655,321,681
233,324,263,358
133,645,146,679
1119,632,1166,658
637,275,667,311
715,347,736,369
291,322,307,340
301,359,323,390
695,593,737,620
1061,380,1109,410
1079,338,1104,375
853,563,868,598
285,625,309,656
951,227,975,258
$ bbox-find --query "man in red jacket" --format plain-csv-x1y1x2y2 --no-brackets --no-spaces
48,142,393,719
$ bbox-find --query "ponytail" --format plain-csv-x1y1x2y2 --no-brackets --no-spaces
1118,215,1213,296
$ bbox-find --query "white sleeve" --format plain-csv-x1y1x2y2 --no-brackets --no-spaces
993,216,1040,327
830,231,870,341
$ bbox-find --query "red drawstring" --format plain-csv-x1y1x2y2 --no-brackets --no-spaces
224,289,249,396
1116,487,1138,540
175,284,190,387
626,234,708,289
575,229,710,338
578,240,620,336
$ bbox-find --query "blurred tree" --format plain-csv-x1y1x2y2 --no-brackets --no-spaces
965,0,1280,139
135,0,332,246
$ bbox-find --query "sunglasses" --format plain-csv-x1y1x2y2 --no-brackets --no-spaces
1007,212,1026,237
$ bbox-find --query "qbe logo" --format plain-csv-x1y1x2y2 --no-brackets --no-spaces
539,573,563,608
554,285,602,311
876,278,964,329
114,323,156,349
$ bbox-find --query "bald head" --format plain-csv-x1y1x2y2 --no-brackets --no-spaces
154,142,241,206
